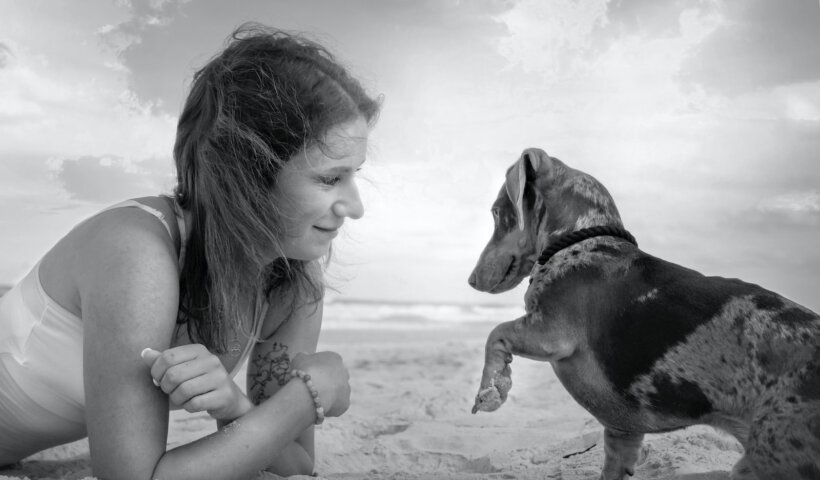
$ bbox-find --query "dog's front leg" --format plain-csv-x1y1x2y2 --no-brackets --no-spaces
472,313,574,413
472,319,517,413
600,428,644,480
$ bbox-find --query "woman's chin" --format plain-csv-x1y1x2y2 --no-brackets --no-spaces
281,243,332,262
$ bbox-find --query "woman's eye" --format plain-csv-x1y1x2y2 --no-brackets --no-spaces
319,176,341,186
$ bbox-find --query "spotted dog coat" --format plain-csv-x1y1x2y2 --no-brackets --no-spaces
468,148,820,480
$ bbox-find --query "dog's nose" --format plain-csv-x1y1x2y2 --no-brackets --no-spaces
468,273,477,287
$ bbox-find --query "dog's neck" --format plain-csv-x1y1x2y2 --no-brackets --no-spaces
532,171,624,256
536,226,637,266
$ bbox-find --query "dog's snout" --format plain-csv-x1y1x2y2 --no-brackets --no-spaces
468,272,477,288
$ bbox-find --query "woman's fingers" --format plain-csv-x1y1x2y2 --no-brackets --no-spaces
139,343,250,420
140,347,161,364
168,369,222,407
175,374,249,419
144,344,212,387
181,388,234,416
140,348,163,386
160,359,221,395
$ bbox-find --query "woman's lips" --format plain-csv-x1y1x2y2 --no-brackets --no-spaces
314,226,339,237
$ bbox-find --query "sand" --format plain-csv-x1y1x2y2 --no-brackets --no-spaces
1,323,743,480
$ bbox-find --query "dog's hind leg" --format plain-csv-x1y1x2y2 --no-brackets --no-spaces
600,428,644,480
739,401,820,480
730,455,759,480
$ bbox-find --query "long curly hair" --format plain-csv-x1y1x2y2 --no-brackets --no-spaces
172,22,381,352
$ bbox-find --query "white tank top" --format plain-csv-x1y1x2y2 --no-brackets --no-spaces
0,198,255,421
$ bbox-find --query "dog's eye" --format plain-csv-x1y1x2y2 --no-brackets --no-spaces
491,208,500,222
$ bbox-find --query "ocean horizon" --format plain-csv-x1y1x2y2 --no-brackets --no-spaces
323,297,524,330
0,284,524,331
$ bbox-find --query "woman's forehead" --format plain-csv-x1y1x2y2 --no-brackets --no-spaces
293,118,369,171
323,117,369,151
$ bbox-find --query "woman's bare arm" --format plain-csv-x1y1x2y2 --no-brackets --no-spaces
246,274,324,475
78,212,316,480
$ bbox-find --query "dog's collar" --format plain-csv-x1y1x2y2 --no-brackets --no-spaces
536,226,637,265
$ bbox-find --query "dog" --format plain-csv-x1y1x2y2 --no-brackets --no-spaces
468,148,820,480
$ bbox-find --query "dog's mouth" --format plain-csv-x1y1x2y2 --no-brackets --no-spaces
489,255,518,293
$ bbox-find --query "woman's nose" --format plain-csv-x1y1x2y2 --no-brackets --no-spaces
332,181,364,219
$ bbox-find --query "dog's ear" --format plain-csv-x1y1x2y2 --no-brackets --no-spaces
505,148,550,231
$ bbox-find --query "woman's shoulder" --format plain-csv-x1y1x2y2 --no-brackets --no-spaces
76,196,180,271
39,196,181,314
68,196,177,254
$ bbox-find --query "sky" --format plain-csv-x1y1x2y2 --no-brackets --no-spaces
1,0,819,309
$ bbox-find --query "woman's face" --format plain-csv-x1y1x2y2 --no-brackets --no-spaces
275,117,369,261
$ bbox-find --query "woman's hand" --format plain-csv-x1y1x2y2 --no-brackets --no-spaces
140,344,253,421
289,351,351,417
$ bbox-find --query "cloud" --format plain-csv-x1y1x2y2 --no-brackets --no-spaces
492,0,725,85
494,0,609,77
759,191,820,214
744,190,820,230
600,0,692,38
0,42,12,68
96,0,197,114
0,13,178,159
96,0,516,121
679,0,820,95
552,0,820,98
53,155,175,203
694,119,820,194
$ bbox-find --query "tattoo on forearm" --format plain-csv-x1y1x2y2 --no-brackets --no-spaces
249,342,291,404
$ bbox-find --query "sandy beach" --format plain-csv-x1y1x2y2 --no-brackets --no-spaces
0,313,745,480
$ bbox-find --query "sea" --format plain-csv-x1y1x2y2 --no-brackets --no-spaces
0,284,525,331
322,298,525,331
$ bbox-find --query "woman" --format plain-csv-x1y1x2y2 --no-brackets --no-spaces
0,22,380,479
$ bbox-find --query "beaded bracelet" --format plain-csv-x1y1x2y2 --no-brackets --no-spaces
288,369,325,425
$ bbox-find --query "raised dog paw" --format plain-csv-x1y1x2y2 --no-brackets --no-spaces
472,370,512,413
